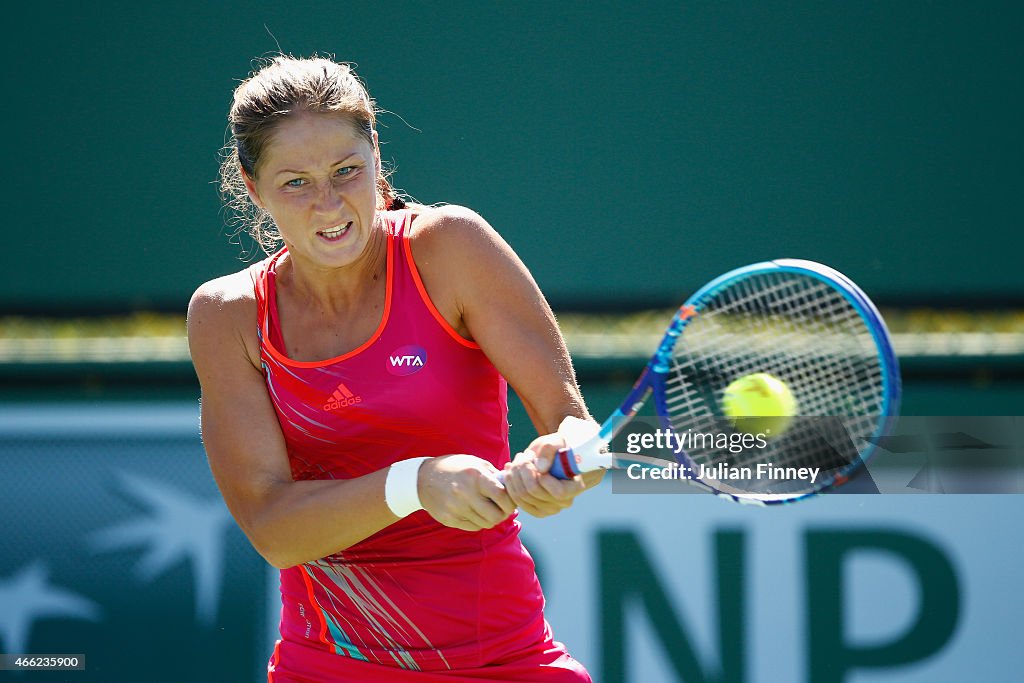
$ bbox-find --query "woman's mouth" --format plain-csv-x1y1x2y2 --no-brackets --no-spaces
318,222,352,241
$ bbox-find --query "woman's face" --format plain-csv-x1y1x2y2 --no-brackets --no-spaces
244,112,381,270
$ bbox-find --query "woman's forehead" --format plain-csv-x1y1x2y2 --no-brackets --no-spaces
262,113,372,173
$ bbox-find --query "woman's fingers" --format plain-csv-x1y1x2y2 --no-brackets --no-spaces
503,435,587,517
418,454,516,531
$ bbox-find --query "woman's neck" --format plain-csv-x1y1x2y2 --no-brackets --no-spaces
277,220,389,317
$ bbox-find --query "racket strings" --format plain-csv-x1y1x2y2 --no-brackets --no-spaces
662,271,885,496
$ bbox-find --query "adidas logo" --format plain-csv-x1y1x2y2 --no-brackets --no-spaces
323,382,362,411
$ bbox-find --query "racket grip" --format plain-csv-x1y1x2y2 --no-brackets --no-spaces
495,446,585,486
549,447,582,479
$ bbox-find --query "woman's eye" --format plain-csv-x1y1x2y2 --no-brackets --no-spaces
336,166,355,176
285,178,305,187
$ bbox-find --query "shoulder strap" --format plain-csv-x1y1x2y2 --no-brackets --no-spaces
249,249,286,346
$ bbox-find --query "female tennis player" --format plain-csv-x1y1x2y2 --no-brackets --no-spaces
187,55,601,682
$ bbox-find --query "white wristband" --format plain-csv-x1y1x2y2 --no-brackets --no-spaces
385,457,430,518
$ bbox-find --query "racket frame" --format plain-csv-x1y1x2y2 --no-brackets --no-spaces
550,259,902,503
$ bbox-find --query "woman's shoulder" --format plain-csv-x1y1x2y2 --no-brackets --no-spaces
189,267,258,314
187,267,261,356
403,204,532,318
407,204,503,259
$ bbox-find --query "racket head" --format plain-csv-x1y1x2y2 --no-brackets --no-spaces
629,259,900,504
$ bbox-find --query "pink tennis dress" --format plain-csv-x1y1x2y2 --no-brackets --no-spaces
250,210,591,682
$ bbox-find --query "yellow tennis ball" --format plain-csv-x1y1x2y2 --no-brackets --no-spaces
721,373,798,437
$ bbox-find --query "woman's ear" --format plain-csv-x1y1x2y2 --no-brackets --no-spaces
241,169,266,209
373,129,382,174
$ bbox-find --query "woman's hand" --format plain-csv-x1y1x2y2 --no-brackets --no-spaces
418,455,516,531
500,433,588,518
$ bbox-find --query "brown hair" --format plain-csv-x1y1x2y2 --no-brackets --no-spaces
218,55,405,254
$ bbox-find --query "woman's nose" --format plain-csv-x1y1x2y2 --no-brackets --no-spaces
312,180,343,213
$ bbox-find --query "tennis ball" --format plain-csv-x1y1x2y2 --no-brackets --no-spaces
721,373,798,437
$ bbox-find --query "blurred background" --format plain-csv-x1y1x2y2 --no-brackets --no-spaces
2,1,1022,681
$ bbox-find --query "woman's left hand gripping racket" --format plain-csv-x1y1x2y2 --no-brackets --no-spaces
539,259,900,505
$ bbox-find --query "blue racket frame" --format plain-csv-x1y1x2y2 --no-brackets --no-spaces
548,259,902,503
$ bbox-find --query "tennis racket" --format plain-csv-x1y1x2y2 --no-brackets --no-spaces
542,259,900,505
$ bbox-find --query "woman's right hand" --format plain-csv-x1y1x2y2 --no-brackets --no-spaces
418,455,516,531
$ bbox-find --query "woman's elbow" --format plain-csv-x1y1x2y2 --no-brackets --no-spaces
242,517,352,569
245,527,305,569
233,509,301,569
263,554,299,571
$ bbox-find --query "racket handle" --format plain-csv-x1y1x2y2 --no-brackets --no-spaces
495,447,582,486
549,447,582,479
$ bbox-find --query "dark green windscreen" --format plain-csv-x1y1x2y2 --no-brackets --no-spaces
5,1,1021,312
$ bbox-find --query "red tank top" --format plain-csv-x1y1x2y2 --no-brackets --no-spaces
250,211,575,680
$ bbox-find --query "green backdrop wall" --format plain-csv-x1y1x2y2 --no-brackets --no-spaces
5,0,1022,313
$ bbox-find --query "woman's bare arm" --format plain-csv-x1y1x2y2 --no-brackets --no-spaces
409,206,604,516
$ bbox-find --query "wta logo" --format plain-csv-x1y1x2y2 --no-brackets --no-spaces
387,345,428,376
323,382,362,411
